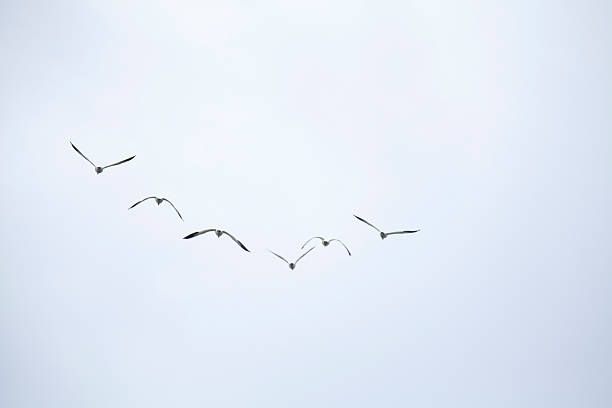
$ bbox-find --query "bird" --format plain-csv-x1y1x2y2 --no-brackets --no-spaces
70,142,135,174
129,196,183,220
183,229,249,252
353,215,420,239
268,247,316,270
301,237,351,256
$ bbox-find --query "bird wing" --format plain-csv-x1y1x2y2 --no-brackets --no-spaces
162,199,183,221
353,215,381,232
386,229,421,235
295,246,316,265
328,239,351,256
221,231,250,252
102,155,136,169
70,142,96,168
183,229,216,239
129,196,157,209
268,250,289,264
300,236,324,249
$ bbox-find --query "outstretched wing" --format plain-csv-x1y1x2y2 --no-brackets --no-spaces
300,236,324,249
129,196,157,209
295,246,316,265
386,229,420,236
183,229,216,239
70,142,96,168
162,199,183,221
353,215,381,232
329,239,351,256
222,231,250,252
102,155,136,169
268,250,289,264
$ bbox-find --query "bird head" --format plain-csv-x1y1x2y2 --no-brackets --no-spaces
322,240,329,246
215,230,223,237
155,198,163,205
289,263,295,270
380,232,387,239
95,167,103,174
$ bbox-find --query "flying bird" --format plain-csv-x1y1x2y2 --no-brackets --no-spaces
268,247,316,270
301,237,351,256
354,215,420,239
183,229,249,252
129,196,183,220
70,142,135,174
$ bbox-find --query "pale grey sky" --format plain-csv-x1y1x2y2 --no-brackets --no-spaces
1,1,611,407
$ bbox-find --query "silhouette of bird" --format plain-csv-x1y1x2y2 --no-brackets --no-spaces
301,237,351,256
354,215,420,239
70,142,135,174
183,229,249,252
129,196,183,220
268,247,316,270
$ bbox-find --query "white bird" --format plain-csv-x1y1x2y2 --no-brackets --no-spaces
129,196,183,221
354,215,420,239
183,229,249,252
268,247,316,270
301,237,351,256
70,142,135,174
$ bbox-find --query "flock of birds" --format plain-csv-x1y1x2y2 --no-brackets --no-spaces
71,142,421,270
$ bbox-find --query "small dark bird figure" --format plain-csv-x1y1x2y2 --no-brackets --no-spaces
354,215,420,239
301,237,351,256
70,142,135,174
129,196,183,220
268,247,316,270
183,229,249,252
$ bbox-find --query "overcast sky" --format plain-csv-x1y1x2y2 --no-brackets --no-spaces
1,1,611,407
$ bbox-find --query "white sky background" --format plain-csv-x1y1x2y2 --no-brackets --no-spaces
1,0,611,406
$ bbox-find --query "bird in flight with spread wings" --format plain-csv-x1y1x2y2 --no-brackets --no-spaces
268,247,316,270
183,228,249,252
300,237,351,256
354,215,420,239
71,142,135,174
129,196,183,221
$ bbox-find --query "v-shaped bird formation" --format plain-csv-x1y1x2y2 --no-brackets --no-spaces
70,141,420,270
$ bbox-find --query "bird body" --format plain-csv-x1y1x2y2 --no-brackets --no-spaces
301,236,351,255
353,215,420,239
268,247,316,270
70,142,135,174
183,228,249,252
129,196,183,220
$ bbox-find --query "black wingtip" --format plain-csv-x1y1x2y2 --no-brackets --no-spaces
183,232,198,239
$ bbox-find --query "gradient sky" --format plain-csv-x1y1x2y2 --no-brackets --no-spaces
1,1,611,407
